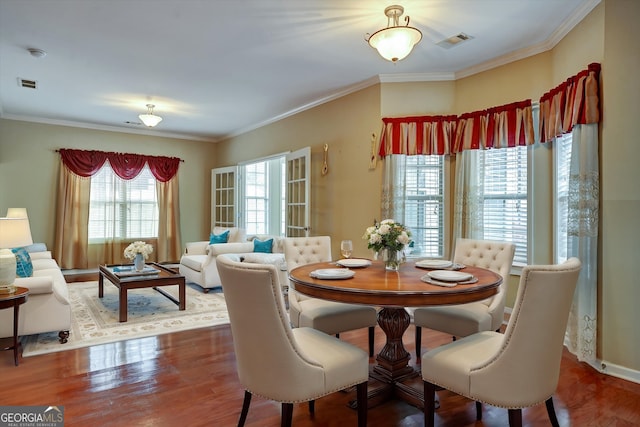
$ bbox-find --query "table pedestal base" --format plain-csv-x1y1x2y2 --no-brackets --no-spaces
350,307,429,409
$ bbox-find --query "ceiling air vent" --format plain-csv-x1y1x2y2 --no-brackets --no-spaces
436,33,474,49
18,78,37,89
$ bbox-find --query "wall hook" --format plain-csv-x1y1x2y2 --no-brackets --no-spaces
321,144,329,175
369,133,377,170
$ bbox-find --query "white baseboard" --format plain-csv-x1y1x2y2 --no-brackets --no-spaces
504,307,640,385
594,358,640,384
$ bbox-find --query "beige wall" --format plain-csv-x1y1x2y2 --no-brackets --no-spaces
600,0,640,375
0,119,217,252
215,85,382,258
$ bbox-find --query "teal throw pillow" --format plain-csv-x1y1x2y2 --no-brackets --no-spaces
209,230,230,244
253,238,273,253
11,247,33,277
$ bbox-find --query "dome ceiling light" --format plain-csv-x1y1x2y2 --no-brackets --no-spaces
366,5,422,63
139,104,163,127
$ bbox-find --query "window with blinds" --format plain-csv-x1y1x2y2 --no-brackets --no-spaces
404,155,444,257
479,146,528,264
241,156,286,236
554,134,573,263
88,162,159,241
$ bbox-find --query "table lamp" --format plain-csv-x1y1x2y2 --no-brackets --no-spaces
0,217,34,293
6,208,29,218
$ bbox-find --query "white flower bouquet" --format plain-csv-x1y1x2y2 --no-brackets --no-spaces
124,241,153,260
363,219,412,253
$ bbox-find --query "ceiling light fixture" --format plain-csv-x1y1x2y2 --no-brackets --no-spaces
366,5,422,63
139,104,163,127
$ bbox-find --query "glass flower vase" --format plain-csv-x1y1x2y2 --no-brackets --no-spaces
381,248,402,271
133,253,145,271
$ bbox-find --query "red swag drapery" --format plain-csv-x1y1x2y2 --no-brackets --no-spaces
378,100,534,156
539,62,601,143
58,149,181,182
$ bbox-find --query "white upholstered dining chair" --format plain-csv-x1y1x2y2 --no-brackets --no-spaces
412,238,515,359
284,236,378,357
216,254,369,427
422,257,582,427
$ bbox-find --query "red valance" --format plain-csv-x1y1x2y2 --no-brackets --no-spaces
378,115,458,156
539,63,601,143
379,100,534,156
452,100,534,153
59,149,181,182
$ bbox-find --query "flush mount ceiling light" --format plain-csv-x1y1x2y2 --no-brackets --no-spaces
366,5,422,63
139,104,163,127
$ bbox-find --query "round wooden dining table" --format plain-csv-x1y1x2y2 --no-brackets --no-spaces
288,259,503,409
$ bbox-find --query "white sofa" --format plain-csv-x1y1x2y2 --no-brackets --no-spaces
179,227,288,292
0,247,71,343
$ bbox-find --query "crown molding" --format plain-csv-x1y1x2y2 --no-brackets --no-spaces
456,0,601,79
1,114,217,142
220,75,382,141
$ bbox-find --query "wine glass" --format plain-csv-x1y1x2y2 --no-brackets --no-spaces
340,240,353,259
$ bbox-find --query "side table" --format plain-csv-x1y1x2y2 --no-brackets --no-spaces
0,287,29,366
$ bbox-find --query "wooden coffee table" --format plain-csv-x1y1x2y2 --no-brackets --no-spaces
98,262,186,322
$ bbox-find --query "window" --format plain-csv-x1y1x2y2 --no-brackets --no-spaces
239,156,286,236
397,155,445,258
212,148,310,236
554,133,573,263
88,162,159,241
405,155,445,257
478,146,528,264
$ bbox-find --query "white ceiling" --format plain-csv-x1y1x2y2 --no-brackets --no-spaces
0,0,599,142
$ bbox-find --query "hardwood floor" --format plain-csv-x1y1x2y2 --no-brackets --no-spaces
2,324,639,426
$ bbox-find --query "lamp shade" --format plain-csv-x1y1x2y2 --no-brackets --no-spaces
6,208,28,218
0,217,33,249
368,26,422,62
139,104,163,127
367,5,422,63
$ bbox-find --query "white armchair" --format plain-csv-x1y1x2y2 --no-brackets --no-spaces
412,238,515,359
422,258,582,427
216,254,368,427
284,236,378,357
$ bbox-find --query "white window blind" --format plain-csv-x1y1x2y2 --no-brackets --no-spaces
88,162,159,241
554,134,573,263
404,156,444,257
479,146,528,264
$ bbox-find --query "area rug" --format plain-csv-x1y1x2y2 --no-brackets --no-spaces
21,281,229,357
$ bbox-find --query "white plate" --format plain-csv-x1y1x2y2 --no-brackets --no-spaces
336,258,371,268
421,276,459,287
415,259,453,269
310,268,355,280
427,270,473,282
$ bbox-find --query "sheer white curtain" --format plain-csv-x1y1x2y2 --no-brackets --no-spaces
563,123,599,363
452,150,483,241
381,155,407,222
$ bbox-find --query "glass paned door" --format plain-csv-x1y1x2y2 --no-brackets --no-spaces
211,166,237,229
286,147,310,237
